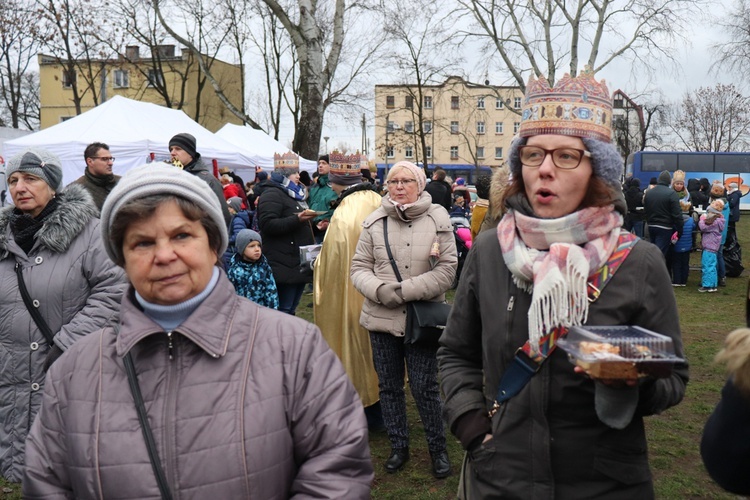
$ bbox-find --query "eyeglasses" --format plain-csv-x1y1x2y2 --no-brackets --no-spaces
386,179,417,187
91,156,115,162
518,146,591,170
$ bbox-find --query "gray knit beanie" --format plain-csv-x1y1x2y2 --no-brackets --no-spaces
169,133,197,159
235,228,262,255
6,148,64,191
658,170,672,186
508,136,623,187
100,163,228,264
227,196,243,213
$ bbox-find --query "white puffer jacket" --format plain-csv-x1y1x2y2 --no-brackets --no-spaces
351,192,457,336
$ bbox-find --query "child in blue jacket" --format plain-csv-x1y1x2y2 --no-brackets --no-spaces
227,229,280,309
672,200,695,286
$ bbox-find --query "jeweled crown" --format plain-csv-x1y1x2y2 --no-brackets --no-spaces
273,152,299,170
329,150,362,176
519,67,613,142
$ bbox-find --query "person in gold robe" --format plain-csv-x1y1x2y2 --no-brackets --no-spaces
314,152,382,423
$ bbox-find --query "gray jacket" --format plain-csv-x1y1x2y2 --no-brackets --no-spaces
438,230,689,499
0,184,126,481
23,275,373,499
351,192,457,336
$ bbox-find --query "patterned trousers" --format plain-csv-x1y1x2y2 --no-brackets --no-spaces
369,331,447,454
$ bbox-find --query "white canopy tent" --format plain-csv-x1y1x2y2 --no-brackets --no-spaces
215,123,317,173
2,96,263,187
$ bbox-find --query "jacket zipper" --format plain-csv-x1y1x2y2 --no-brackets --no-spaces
164,332,177,494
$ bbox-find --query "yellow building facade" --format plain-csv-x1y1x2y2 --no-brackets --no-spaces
374,76,523,180
38,46,243,132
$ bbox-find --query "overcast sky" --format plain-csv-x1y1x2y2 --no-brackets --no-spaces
275,2,741,158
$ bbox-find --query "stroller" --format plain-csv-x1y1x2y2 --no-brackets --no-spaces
450,216,472,289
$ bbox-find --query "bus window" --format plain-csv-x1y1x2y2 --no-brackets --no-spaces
715,154,750,173
642,153,677,172
678,153,713,172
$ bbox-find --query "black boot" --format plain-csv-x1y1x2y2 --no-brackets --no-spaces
385,448,409,473
430,450,452,479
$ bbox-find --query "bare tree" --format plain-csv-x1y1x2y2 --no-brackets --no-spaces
712,0,750,80
377,0,460,172
36,0,113,114
0,0,44,128
670,84,750,152
459,0,699,90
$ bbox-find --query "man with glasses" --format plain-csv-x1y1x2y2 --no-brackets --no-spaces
73,142,121,210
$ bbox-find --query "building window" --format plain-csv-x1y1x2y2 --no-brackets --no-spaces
495,122,504,134
451,96,460,109
495,147,503,159
450,146,459,159
386,95,395,108
450,121,459,134
477,121,485,134
496,98,504,109
62,69,76,88
147,69,164,88
386,146,394,158
614,94,624,109
405,121,414,133
405,95,413,109
514,122,520,133
424,95,432,109
405,146,413,158
477,97,485,109
60,116,73,122
387,120,395,132
514,97,522,109
423,121,432,133
477,146,485,159
113,70,129,88
425,146,432,159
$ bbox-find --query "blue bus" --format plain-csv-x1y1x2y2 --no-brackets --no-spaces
625,151,750,208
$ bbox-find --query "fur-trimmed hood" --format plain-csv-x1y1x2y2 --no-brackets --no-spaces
0,183,98,258
489,165,511,222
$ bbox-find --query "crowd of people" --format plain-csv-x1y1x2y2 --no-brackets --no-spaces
1,71,749,498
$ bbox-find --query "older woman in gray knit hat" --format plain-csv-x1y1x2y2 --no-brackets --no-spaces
439,71,688,498
23,163,373,498
0,147,126,482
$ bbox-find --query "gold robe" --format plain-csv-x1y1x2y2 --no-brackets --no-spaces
314,188,382,407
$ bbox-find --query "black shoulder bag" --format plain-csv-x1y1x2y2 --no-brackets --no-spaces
15,262,55,345
124,352,173,500
382,217,452,346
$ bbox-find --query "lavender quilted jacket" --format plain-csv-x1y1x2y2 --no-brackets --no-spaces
23,276,373,499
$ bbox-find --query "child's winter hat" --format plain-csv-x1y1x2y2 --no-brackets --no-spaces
236,229,262,255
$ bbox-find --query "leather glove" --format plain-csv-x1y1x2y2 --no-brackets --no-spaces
376,283,404,309
44,344,65,372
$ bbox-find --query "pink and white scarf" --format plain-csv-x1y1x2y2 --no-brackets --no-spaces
497,205,624,350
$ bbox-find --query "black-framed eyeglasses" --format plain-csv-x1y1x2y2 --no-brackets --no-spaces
518,146,591,170
91,156,115,162
387,179,417,187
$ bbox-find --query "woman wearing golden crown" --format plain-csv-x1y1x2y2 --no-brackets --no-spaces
438,70,689,498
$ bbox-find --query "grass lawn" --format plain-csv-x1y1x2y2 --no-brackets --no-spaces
2,216,749,499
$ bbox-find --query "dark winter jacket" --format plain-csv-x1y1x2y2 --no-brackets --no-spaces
643,182,683,235
624,184,645,221
425,180,453,211
223,211,251,268
0,184,126,481
701,378,750,495
23,276,373,498
257,182,315,284
438,230,688,499
183,155,232,226
72,168,121,211
728,190,742,222
227,253,279,309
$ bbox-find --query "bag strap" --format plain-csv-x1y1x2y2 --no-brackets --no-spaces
124,351,173,500
489,231,638,417
15,262,55,345
382,217,404,282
